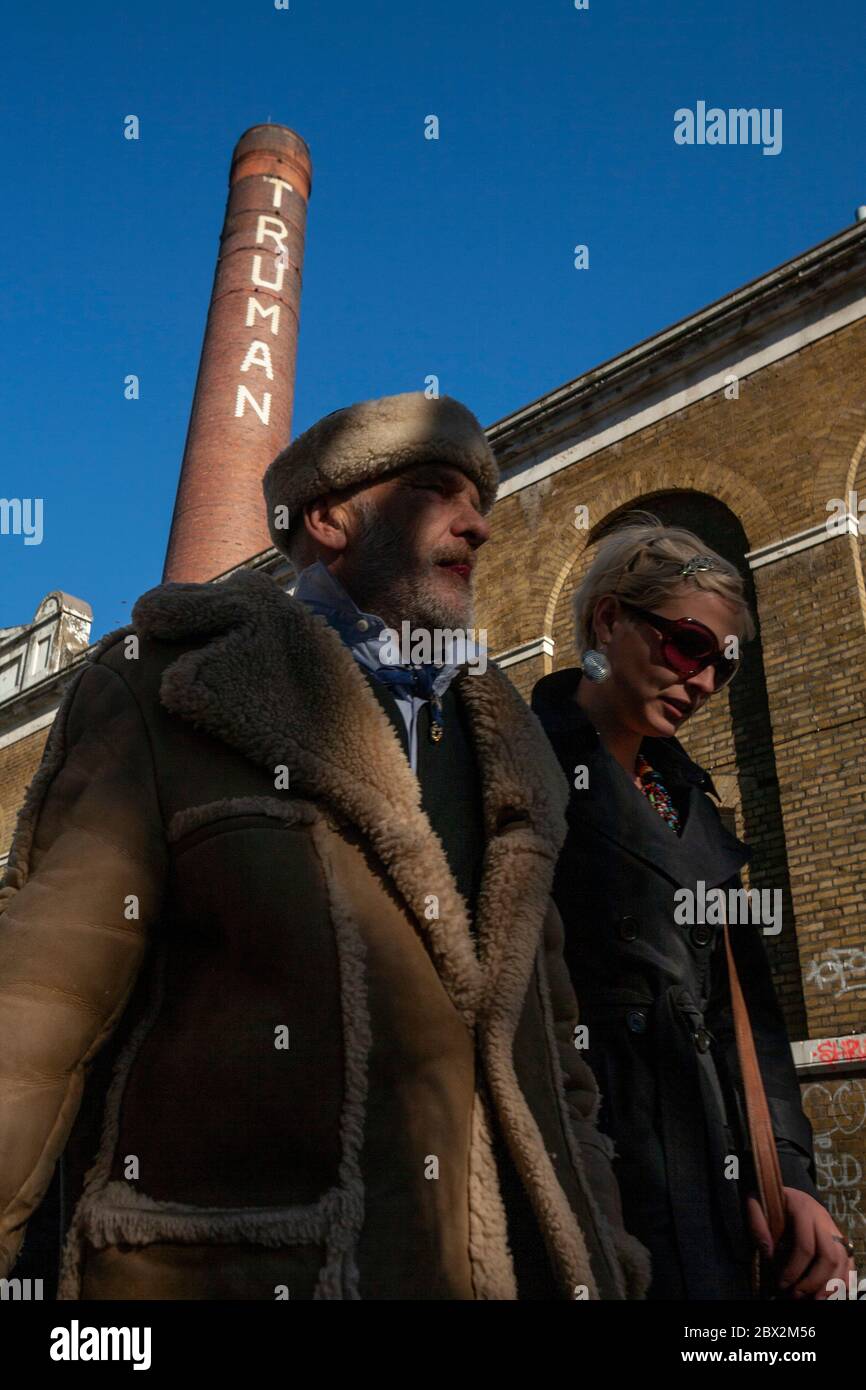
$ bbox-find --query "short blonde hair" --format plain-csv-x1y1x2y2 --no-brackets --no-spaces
572,511,756,659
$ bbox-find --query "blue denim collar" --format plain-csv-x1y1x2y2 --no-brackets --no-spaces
292,560,461,697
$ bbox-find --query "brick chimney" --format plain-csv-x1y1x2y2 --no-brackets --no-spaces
162,124,312,582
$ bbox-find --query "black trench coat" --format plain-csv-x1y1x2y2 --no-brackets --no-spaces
531,667,820,1300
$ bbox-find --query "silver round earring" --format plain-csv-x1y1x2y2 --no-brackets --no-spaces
582,649,611,682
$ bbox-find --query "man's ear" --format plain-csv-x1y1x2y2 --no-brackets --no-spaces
303,494,352,555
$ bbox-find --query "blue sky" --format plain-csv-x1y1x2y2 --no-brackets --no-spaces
2,0,864,638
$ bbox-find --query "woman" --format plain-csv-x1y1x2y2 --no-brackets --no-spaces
531,518,855,1300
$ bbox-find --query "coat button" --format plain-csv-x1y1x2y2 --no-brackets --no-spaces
617,915,639,942
694,1027,712,1052
690,923,713,948
626,1009,647,1034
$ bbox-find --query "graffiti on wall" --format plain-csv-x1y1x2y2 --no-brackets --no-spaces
805,947,866,998
802,1078,866,1235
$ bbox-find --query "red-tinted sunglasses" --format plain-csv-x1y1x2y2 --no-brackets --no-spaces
618,600,741,689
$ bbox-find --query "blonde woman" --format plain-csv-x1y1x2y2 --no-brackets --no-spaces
531,517,854,1300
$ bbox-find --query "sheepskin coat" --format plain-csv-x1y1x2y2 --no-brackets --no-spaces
0,569,650,1301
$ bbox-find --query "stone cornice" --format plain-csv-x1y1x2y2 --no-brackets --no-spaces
487,221,866,495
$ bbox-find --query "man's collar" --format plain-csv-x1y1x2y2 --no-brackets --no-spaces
292,559,384,635
292,559,462,695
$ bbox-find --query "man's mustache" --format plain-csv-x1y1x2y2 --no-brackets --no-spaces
432,552,475,572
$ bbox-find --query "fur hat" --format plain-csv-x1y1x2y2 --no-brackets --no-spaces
262,391,500,557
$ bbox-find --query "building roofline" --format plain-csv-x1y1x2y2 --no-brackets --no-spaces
487,218,866,464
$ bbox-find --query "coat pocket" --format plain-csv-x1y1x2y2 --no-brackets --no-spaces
76,1235,329,1300
168,796,322,851
62,1179,359,1299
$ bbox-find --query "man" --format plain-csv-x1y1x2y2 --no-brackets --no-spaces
0,391,649,1300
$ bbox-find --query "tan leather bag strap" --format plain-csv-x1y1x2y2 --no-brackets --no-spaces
720,899,787,1246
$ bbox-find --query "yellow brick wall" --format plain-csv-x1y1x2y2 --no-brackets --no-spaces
0,726,51,856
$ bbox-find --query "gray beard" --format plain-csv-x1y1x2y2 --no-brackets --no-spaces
336,499,475,634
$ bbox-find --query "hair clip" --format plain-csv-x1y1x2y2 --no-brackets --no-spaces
680,555,716,576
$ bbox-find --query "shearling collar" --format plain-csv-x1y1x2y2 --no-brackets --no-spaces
131,569,570,1029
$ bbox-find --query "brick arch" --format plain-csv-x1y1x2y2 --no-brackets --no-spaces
810,403,866,518
811,405,866,641
541,460,780,641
